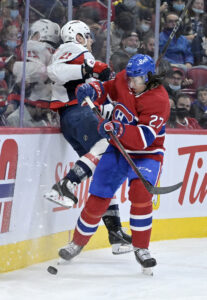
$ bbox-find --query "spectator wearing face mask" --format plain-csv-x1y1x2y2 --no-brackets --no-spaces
169,0,186,14
136,9,153,42
0,0,22,40
173,94,201,129
188,0,205,35
112,31,140,58
164,69,183,98
164,68,193,97
107,11,135,53
159,12,194,68
0,22,21,59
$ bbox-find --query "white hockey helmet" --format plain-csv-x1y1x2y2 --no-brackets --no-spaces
61,20,91,46
29,19,60,45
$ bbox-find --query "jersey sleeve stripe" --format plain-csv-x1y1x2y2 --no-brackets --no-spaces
138,126,147,148
158,124,166,135
138,125,156,148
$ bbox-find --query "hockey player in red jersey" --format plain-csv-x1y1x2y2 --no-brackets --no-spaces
58,54,170,272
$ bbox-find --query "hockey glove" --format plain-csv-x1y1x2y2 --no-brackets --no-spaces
82,59,95,79
98,119,125,139
76,81,104,106
100,103,114,120
93,61,111,81
83,59,110,81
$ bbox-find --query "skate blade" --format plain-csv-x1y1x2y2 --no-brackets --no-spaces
112,243,133,255
44,192,74,208
142,267,153,276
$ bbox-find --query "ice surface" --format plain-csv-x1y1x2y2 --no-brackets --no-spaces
1,238,207,300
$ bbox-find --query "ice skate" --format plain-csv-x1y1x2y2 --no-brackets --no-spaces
58,241,83,261
109,228,133,255
134,248,156,275
44,178,78,208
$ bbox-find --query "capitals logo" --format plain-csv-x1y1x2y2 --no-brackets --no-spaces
113,103,137,125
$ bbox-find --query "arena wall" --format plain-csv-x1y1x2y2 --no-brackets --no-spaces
0,128,206,272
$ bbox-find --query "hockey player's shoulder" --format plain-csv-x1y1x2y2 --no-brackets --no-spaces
54,42,88,61
147,84,168,99
58,42,87,54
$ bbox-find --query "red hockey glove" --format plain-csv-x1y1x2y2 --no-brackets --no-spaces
98,119,125,139
83,59,110,82
93,61,111,81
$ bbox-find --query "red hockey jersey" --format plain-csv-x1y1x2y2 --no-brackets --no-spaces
99,70,170,163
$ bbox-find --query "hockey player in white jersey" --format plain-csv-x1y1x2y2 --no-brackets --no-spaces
12,19,60,101
44,20,132,254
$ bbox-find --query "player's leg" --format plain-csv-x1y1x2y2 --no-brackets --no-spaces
102,198,132,254
59,194,112,260
44,137,108,207
58,146,129,260
44,105,102,206
128,158,161,269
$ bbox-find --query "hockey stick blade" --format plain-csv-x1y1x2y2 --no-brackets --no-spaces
84,96,182,195
143,180,183,195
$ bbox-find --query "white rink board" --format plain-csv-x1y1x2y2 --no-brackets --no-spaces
0,132,206,246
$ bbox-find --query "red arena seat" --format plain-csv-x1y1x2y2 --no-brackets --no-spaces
186,66,207,90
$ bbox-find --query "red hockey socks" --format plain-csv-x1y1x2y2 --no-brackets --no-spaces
128,179,153,249
73,195,111,246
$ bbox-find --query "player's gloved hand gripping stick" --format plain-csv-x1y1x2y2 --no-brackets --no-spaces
84,96,182,195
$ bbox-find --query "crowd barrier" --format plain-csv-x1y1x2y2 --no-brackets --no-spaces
0,128,206,272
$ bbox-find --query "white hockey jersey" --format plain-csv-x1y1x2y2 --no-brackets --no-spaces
12,40,55,101
47,42,95,104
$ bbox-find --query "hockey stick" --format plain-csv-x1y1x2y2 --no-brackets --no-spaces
156,0,194,68
84,96,182,195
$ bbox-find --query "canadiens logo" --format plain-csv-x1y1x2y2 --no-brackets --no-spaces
113,103,137,125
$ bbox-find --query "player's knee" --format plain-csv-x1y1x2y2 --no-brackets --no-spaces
85,195,111,217
128,179,153,206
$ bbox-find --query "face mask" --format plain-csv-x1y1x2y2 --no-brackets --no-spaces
169,84,181,91
0,70,5,81
140,23,150,32
176,107,189,118
10,9,19,19
125,46,137,54
6,40,17,49
173,3,185,11
169,108,176,122
192,8,204,14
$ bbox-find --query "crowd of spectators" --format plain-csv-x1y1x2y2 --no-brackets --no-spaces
0,0,207,129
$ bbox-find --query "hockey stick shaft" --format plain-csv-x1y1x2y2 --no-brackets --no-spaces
156,0,194,67
84,97,182,195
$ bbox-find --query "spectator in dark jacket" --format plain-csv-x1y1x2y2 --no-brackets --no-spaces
159,12,194,67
